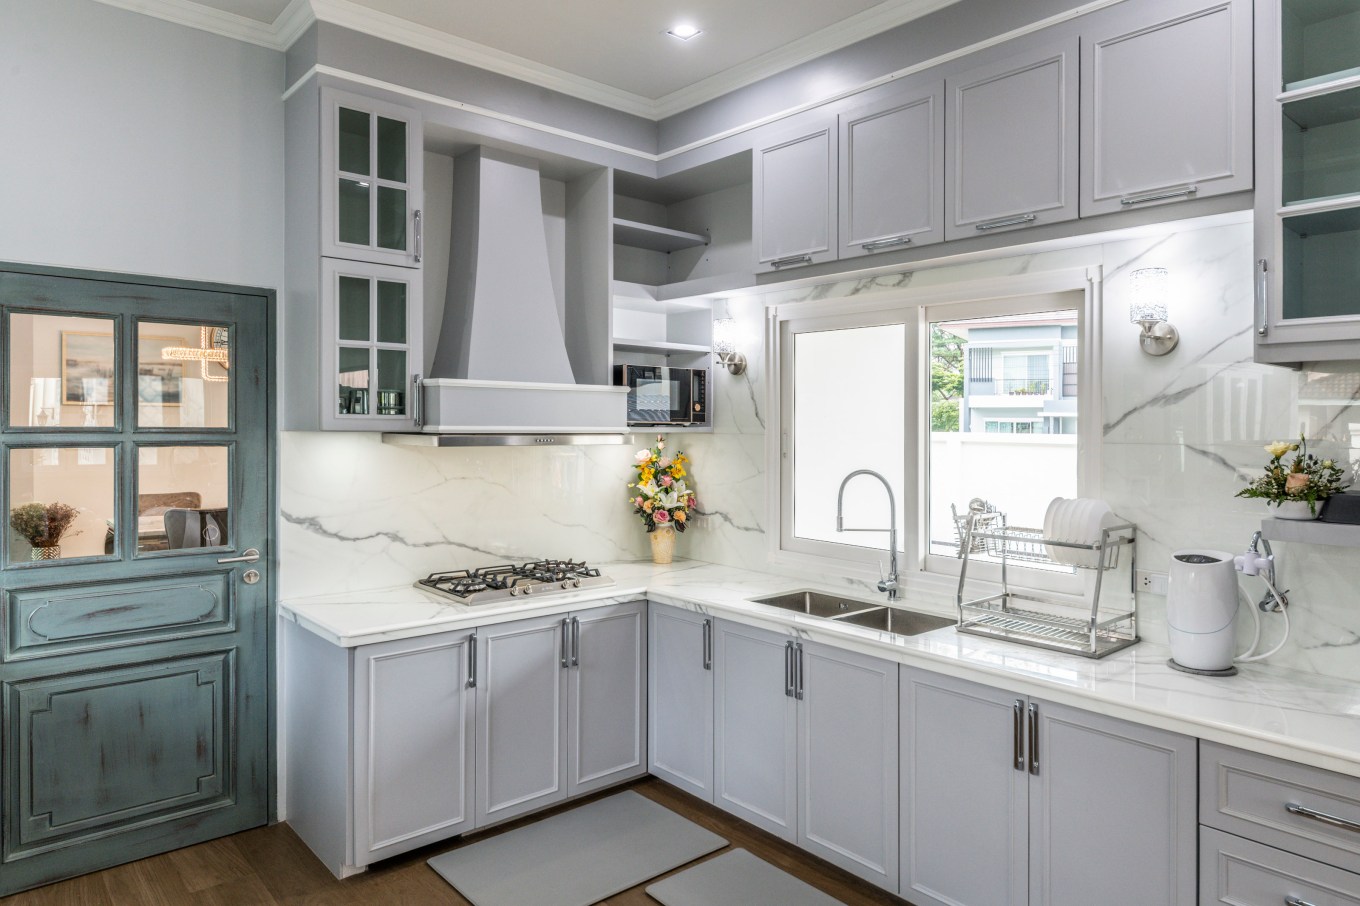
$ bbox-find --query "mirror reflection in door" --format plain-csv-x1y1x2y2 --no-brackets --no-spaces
137,322,231,429
7,447,116,563
8,313,117,429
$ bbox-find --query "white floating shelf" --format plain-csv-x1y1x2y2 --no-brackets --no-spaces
611,281,711,314
1260,517,1360,548
612,337,712,355
612,218,709,253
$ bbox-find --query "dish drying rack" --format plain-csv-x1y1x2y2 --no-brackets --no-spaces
956,509,1138,659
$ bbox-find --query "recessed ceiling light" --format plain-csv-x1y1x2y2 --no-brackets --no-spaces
666,23,702,40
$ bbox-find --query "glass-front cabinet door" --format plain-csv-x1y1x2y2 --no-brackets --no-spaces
321,86,424,269
321,257,423,431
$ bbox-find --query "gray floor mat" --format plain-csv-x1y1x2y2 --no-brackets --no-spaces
646,848,846,906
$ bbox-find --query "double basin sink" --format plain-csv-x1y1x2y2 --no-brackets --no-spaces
748,589,953,638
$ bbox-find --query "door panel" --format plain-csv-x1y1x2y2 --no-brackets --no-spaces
648,604,714,801
753,120,837,271
0,265,272,895
568,602,646,796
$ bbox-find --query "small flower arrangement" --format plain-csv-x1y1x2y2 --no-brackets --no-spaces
628,435,697,533
1236,436,1350,515
9,502,81,548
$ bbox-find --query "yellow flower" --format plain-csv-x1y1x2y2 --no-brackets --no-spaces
639,468,654,483
1265,441,1294,459
674,510,686,523
671,465,685,478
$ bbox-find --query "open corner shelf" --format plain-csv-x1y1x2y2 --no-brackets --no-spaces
612,218,709,253
1260,517,1360,548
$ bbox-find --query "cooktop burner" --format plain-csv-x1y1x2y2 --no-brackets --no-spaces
416,559,614,604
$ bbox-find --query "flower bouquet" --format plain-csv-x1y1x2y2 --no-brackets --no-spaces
1236,436,1350,518
628,435,697,563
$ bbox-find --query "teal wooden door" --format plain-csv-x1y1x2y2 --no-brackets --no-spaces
0,265,272,895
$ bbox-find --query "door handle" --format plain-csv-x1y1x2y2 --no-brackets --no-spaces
784,641,795,697
1120,185,1197,206
561,618,571,669
1028,703,1040,775
1286,802,1360,834
468,634,477,688
702,619,712,670
1256,258,1269,338
217,548,260,564
794,643,804,701
411,373,423,427
1013,700,1025,771
414,209,423,263
861,235,913,251
975,213,1036,231
770,254,812,269
570,616,580,668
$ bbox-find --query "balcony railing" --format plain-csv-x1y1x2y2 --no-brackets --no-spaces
969,378,1053,396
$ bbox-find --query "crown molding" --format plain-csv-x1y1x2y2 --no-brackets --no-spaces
89,0,289,48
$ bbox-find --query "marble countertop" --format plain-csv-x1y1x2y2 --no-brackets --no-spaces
280,559,1360,778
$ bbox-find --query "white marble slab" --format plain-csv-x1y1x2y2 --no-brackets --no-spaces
281,559,1360,779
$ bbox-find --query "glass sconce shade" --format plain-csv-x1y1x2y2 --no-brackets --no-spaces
1128,267,1170,323
712,317,737,355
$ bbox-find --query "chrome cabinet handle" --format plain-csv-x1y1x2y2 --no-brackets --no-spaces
770,254,812,269
467,634,477,688
975,213,1037,231
411,373,423,427
702,619,712,671
1256,259,1269,338
571,616,580,667
1013,700,1025,771
861,235,913,251
794,643,804,701
784,641,795,697
414,209,423,263
1286,897,1319,906
217,548,260,564
1120,185,1197,206
1287,802,1360,834
560,618,571,669
1028,703,1040,775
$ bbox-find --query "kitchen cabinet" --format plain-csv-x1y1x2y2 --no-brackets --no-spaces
1201,826,1360,905
648,603,714,801
900,667,1196,906
1253,0,1360,363
838,81,944,258
752,118,838,272
945,34,1080,241
477,602,646,827
321,87,424,268
713,619,898,890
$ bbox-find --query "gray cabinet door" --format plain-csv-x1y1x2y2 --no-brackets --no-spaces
648,604,714,802
797,641,898,892
567,602,646,797
1028,700,1197,906
475,614,568,827
900,667,1028,906
1080,0,1252,217
753,119,837,272
353,629,475,864
839,82,944,259
945,35,1080,240
713,619,797,841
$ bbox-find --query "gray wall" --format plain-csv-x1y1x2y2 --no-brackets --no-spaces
0,0,285,291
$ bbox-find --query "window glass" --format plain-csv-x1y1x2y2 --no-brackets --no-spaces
8,447,116,563
136,446,230,553
137,322,230,429
9,313,116,428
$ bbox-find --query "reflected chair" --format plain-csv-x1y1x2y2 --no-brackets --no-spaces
163,507,229,549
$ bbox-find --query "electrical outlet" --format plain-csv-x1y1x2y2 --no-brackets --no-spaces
1136,569,1169,596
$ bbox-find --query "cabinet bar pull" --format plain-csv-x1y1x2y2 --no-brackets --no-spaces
1120,185,1197,206
1286,802,1360,834
1256,259,1269,338
861,235,913,251
702,619,712,671
975,213,1037,231
570,616,580,667
467,634,477,688
560,618,571,668
1013,700,1025,771
770,254,813,268
784,641,795,697
411,373,423,427
794,643,804,701
1286,898,1319,906
414,209,423,263
1027,703,1040,775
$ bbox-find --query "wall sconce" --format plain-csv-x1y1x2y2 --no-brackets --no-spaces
1128,267,1179,356
712,317,747,375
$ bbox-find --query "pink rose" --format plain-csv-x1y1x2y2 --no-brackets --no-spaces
1285,472,1309,494
653,509,671,523
657,457,672,468
661,475,674,487
633,496,644,506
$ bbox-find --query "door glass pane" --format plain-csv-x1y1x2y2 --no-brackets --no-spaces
138,323,229,429
376,186,407,251
339,347,370,415
1281,86,1360,206
376,116,407,182
1282,207,1360,320
137,446,229,552
8,447,115,563
376,281,407,343
376,349,407,415
338,276,371,341
9,313,116,428
338,107,370,175
338,179,371,246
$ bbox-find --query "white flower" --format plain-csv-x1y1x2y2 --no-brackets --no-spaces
635,449,652,463
1265,441,1295,459
657,489,681,509
636,480,660,498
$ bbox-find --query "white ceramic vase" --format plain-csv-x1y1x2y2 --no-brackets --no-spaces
1273,499,1320,520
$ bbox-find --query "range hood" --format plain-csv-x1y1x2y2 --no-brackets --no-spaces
384,146,627,447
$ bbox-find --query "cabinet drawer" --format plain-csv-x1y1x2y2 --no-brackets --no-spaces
1202,742,1360,873
1202,826,1360,905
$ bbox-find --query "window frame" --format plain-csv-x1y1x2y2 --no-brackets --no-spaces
766,267,1104,597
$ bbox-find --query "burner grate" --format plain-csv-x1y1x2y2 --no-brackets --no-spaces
417,559,611,603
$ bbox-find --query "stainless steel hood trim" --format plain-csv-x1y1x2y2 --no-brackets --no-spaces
421,378,629,394
382,433,629,447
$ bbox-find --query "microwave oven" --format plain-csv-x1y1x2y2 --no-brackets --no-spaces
613,365,708,427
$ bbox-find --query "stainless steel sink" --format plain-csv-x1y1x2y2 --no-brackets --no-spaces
750,590,880,619
834,606,953,637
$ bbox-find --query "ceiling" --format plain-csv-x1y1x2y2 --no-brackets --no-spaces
99,0,961,117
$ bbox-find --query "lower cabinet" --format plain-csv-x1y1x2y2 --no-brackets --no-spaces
1201,826,1360,905
713,619,898,891
900,666,1197,906
648,603,715,801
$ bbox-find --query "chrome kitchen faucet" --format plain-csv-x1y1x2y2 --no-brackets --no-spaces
835,469,899,601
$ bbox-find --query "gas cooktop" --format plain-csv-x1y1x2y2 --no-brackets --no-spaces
415,559,614,605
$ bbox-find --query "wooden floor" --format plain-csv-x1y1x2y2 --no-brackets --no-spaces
0,779,908,905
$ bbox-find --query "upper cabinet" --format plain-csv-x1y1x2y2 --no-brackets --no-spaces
321,87,424,269
838,81,945,259
945,35,1080,241
1080,0,1252,218
753,119,838,272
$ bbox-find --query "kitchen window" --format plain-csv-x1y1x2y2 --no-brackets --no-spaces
772,272,1100,594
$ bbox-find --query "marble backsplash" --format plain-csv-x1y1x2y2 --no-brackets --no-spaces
279,215,1360,680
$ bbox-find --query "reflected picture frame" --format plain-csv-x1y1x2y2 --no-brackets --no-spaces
60,332,185,407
